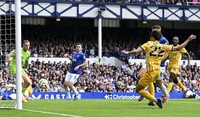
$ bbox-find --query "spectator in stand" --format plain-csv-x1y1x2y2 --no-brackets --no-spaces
1,58,200,93
176,0,183,5
1,25,199,95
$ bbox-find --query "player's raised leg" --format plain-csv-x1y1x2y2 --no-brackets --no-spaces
22,72,32,94
155,67,169,103
136,71,162,109
64,73,80,100
147,83,156,106
64,84,72,100
137,67,145,101
136,84,162,109
167,70,187,93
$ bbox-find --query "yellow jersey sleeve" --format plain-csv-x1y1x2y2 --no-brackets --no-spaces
141,42,148,51
180,48,187,54
162,44,172,51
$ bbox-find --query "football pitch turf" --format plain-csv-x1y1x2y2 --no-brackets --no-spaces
0,99,200,117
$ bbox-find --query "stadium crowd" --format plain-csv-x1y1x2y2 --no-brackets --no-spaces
66,0,200,6
22,26,199,60
0,59,200,94
0,25,200,94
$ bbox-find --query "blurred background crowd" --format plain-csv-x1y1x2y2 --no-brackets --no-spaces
0,25,200,94
1,59,200,94
65,0,200,6
22,25,199,60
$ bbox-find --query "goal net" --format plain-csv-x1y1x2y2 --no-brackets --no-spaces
0,0,16,108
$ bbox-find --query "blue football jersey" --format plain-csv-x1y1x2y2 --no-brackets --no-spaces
69,51,86,74
159,36,169,67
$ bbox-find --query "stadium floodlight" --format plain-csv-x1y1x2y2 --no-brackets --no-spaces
56,18,61,22
98,6,106,14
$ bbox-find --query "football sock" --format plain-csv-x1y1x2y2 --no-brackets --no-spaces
177,81,186,91
65,87,71,99
159,84,169,97
71,86,79,95
148,83,155,97
138,90,157,102
167,82,173,93
22,85,32,94
27,85,33,95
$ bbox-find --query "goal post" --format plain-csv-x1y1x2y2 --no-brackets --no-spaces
15,0,22,110
0,0,22,109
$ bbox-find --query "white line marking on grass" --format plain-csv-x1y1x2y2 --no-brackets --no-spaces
21,109,83,117
170,100,200,104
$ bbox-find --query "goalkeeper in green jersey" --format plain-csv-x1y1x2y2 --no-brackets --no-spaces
6,40,32,102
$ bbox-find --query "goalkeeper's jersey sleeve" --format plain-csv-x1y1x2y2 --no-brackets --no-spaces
9,48,30,69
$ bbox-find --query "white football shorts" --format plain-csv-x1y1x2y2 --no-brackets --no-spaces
156,66,166,80
65,72,80,84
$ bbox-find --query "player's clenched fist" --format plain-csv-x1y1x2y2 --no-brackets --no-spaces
121,50,129,55
188,34,196,41
64,54,69,58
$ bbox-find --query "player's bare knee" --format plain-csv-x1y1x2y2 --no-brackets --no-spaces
22,75,31,86
173,78,178,84
138,70,144,79
63,82,68,87
64,82,72,87
27,79,32,85
23,83,30,88
67,82,73,87
169,78,173,82
155,80,162,87
136,87,140,93
170,72,176,79
136,85,143,93
137,73,142,79
27,82,31,87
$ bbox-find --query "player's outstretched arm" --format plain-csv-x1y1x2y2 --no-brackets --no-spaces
79,60,88,68
64,53,72,60
6,52,13,64
172,34,196,51
74,60,88,71
184,52,190,66
162,52,169,61
121,47,143,55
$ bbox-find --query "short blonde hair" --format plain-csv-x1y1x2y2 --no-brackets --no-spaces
23,40,30,44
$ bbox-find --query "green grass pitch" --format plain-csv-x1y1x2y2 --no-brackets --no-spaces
0,99,200,117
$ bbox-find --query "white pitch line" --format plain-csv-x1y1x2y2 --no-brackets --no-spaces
169,100,200,104
21,109,83,117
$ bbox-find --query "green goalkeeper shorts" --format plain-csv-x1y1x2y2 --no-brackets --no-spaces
9,65,26,76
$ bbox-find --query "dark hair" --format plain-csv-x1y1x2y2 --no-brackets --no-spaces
76,43,82,45
151,31,162,40
152,25,161,29
173,36,179,39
